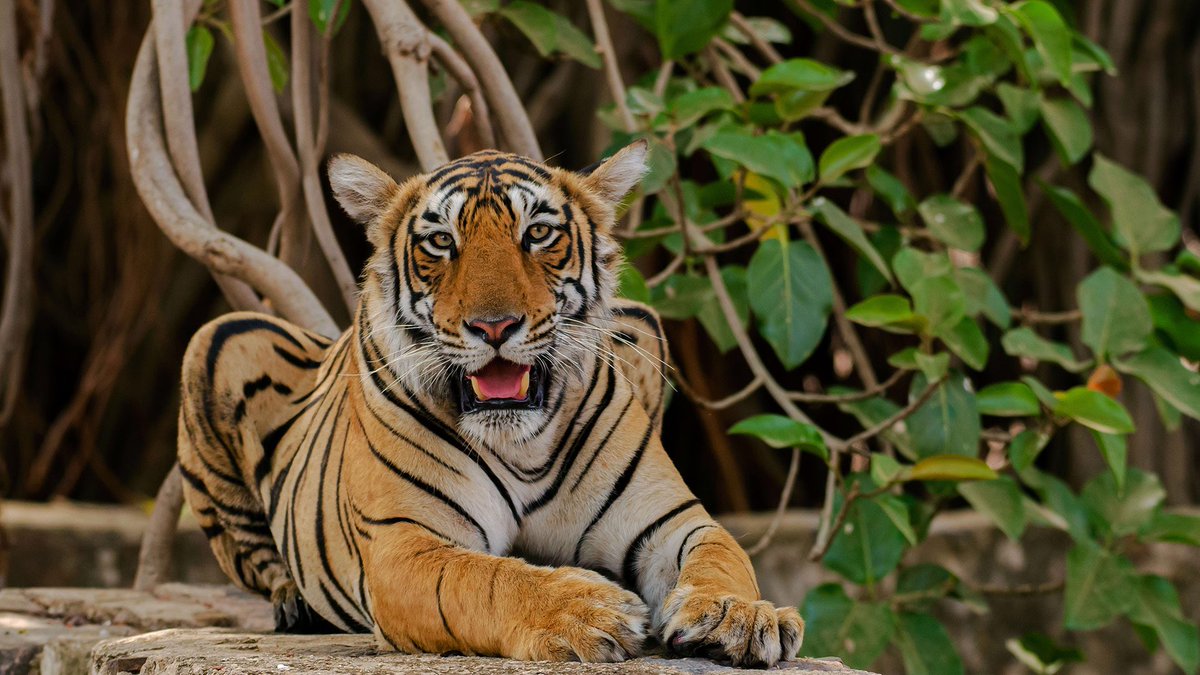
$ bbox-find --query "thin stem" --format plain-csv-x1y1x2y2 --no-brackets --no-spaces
745,447,800,556
789,368,907,403
586,0,634,132
730,12,783,64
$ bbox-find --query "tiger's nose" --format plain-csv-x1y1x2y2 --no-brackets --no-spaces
464,315,524,347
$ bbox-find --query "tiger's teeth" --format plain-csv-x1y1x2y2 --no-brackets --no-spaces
518,370,530,399
470,377,489,401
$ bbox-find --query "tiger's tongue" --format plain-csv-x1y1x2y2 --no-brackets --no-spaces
468,360,531,400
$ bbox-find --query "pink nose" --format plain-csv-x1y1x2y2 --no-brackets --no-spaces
466,316,522,346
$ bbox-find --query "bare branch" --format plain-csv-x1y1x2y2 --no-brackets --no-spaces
360,0,449,171
416,0,542,158
730,12,783,65
228,0,308,268
745,448,799,556
151,0,264,313
836,375,945,453
789,368,907,403
0,0,36,424
429,32,495,148
291,5,359,310
586,0,634,132
128,31,338,335
133,464,183,591
674,368,765,410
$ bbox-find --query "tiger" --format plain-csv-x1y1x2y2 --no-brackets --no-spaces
176,141,804,667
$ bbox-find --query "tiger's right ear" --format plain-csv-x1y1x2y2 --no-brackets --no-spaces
328,154,399,224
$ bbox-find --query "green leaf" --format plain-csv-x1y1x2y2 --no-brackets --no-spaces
878,494,920,547
960,476,1027,541
983,156,1029,244
1039,97,1092,165
997,82,1040,134
1092,431,1128,493
695,265,748,353
911,275,966,336
956,267,1011,328
893,248,953,293
262,31,289,93
958,106,1023,171
747,240,834,369
651,274,709,319
655,0,733,59
1078,267,1153,359
1006,634,1084,674
818,134,881,184
1137,269,1200,313
867,165,916,217
846,295,924,334
824,493,909,586
1141,511,1200,548
799,584,897,669
895,564,957,610
617,266,650,304
960,473,1027,540
1149,294,1200,362
501,1,601,68
1040,182,1129,271
810,198,893,283
1064,541,1136,630
938,317,989,371
1082,468,1166,537
749,58,855,96
1021,467,1092,542
838,393,915,459
703,130,813,188
1054,387,1135,434
908,371,981,458
914,352,950,382
940,0,997,26
728,414,829,461
870,452,905,486
911,455,998,482
1008,429,1050,473
1089,154,1181,257
1128,575,1200,674
1011,0,1072,85
308,0,350,33
918,195,985,252
894,612,966,675
1001,327,1089,372
977,382,1040,416
185,26,214,92
1117,346,1200,420
667,87,735,128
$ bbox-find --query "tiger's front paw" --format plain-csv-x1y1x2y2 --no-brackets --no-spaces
660,585,804,668
514,568,650,663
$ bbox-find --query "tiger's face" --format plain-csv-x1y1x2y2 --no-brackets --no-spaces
329,143,647,443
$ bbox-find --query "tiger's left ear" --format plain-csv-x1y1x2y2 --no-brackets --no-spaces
580,139,648,204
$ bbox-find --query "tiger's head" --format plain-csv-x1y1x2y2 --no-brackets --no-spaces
329,143,647,443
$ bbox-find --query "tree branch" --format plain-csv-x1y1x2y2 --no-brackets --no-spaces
586,0,634,132
291,4,359,310
416,0,541,159
360,0,449,171
0,0,36,424
127,29,338,334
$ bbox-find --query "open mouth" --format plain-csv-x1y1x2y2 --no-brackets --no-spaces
455,358,547,413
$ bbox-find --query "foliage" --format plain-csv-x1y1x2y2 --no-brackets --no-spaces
174,0,1200,671
525,0,1196,672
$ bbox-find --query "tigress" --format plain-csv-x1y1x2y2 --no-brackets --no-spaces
177,141,804,667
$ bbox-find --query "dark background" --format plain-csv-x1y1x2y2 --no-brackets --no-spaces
2,0,1198,514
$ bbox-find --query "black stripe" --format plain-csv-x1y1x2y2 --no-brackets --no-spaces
573,419,654,563
621,499,702,592
436,564,459,642
273,345,322,369
361,426,491,552
676,524,717,570
570,397,634,493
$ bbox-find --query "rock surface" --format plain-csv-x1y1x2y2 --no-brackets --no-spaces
91,629,877,675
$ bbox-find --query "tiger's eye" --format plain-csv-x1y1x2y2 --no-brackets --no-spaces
526,223,552,243
430,232,454,249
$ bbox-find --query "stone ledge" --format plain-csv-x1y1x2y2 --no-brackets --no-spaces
90,629,880,675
